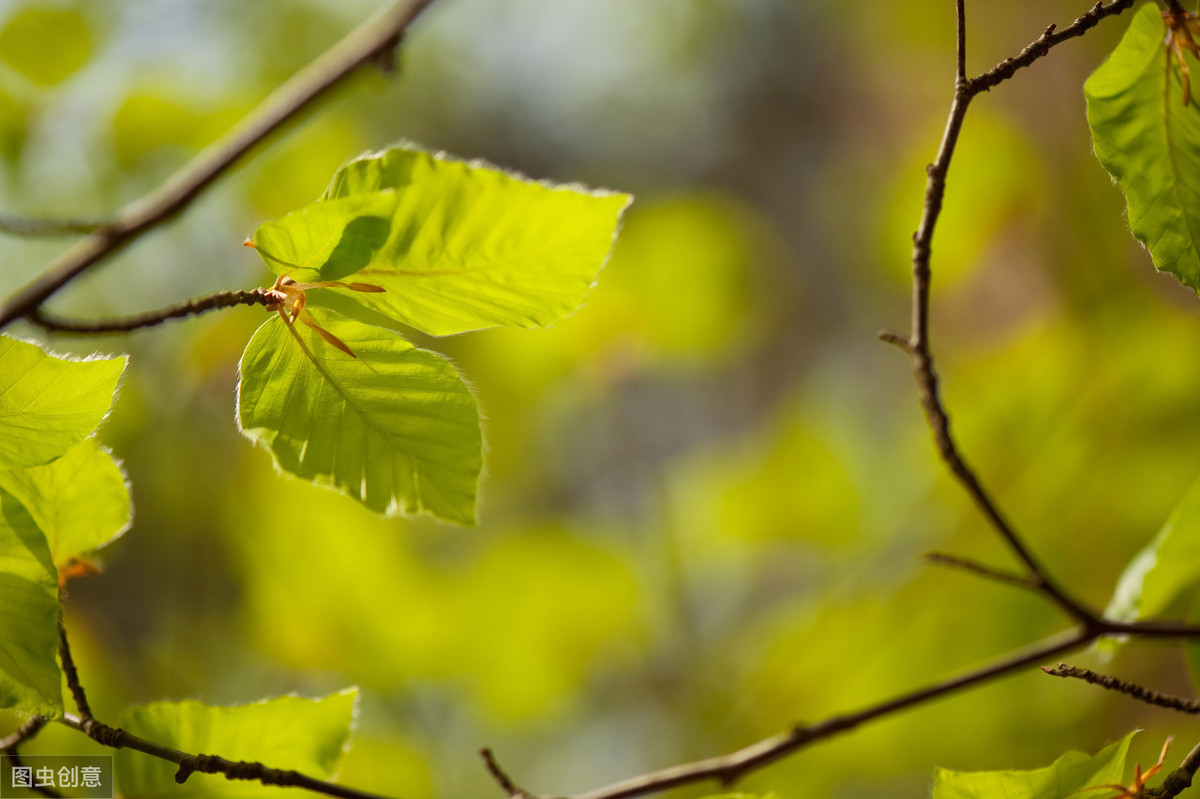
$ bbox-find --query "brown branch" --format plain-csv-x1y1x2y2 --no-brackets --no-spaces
967,0,1137,95
58,616,92,719
29,289,272,334
923,552,1041,591
891,0,1144,628
1148,739,1200,799
1,716,49,753
0,0,437,331
59,714,397,799
1042,663,1200,714
0,215,103,237
485,3,1145,798
481,749,536,799
488,629,1093,799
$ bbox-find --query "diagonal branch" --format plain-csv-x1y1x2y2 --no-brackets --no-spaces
29,289,272,334
0,0,437,332
1042,663,1200,714
0,215,103,237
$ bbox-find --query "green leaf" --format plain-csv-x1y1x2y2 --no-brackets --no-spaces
0,336,126,468
1085,4,1200,290
0,438,130,571
237,310,482,524
0,488,61,717
252,146,632,336
931,731,1136,799
1105,476,1200,625
116,689,358,798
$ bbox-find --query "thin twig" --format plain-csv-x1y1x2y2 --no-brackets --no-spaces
58,616,92,719
0,716,49,753
1042,663,1200,714
0,0,437,331
893,0,1142,627
29,289,272,334
59,714,397,799
967,0,1137,94
487,4,1142,798
492,629,1093,799
0,215,103,237
1147,739,1200,799
481,749,535,799
923,552,1041,591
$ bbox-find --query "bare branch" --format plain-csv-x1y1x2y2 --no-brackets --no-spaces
0,0,437,331
891,0,1143,627
967,0,1136,95
0,215,103,237
58,616,92,719
59,713,398,799
481,749,537,799
923,552,1041,591
1,716,49,753
1042,663,1200,714
1147,739,1200,799
29,289,272,334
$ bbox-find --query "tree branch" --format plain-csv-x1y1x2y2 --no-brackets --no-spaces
887,0,1143,628
59,714,397,799
56,619,397,799
485,3,1143,798
923,551,1041,592
1042,663,1200,714
0,215,103,237
1148,739,1200,799
0,0,437,332
29,289,272,334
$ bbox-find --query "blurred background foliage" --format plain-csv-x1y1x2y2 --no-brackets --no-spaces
1,0,1199,797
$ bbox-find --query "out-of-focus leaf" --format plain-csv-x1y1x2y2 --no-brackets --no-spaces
0,337,125,468
251,146,632,336
0,438,130,572
931,730,1136,799
0,7,92,87
237,310,481,524
1085,4,1200,289
0,489,61,717
116,689,357,798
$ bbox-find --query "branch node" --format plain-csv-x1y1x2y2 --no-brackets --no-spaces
878,329,914,352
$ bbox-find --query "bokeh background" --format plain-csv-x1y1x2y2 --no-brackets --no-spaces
2,1,1200,796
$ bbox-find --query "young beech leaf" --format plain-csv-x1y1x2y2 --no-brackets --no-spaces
116,689,357,798
251,145,632,336
931,730,1136,799
1086,4,1200,290
0,438,131,577
0,336,126,468
0,488,62,717
237,309,482,524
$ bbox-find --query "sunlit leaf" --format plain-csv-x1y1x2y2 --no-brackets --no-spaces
931,730,1136,799
0,438,130,572
0,489,61,717
0,337,125,468
1085,4,1200,289
237,310,481,524
0,6,92,87
116,689,357,798
251,146,632,336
